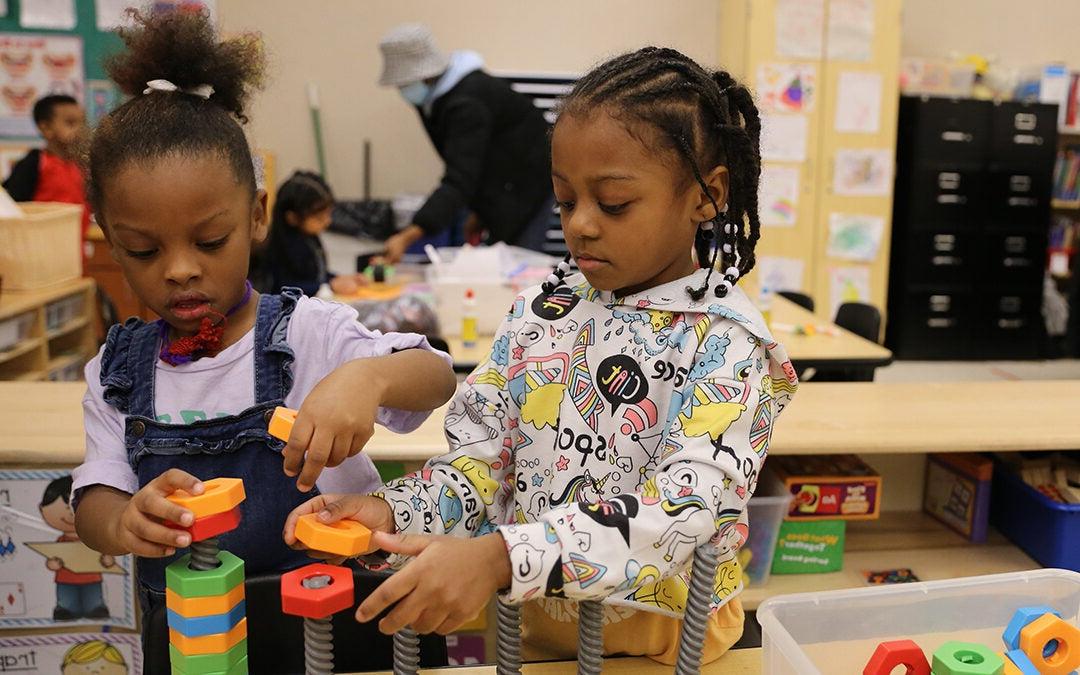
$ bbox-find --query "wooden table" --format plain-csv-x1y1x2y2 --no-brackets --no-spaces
361,650,762,674
443,294,893,373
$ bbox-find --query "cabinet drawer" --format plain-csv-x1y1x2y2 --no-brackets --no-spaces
895,291,973,359
985,168,1052,226
902,230,978,286
907,165,984,226
976,292,1042,359
982,231,1045,286
991,102,1058,164
906,97,991,162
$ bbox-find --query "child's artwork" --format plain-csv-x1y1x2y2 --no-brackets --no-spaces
776,0,824,60
760,165,800,227
833,148,892,196
86,80,120,127
19,0,75,30
0,633,141,673
827,0,875,62
760,114,808,163
756,256,805,292
828,265,872,317
757,63,817,114
0,470,135,629
96,0,217,30
835,71,882,134
0,33,83,137
827,213,885,262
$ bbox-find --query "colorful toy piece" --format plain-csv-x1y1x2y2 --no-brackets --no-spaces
268,406,297,442
1002,649,1040,675
168,477,246,519
1018,613,1080,675
294,513,372,558
1004,606,1062,651
169,639,248,675
863,639,931,675
166,551,246,599
931,641,1005,675
169,617,248,655
282,563,355,675
166,506,242,542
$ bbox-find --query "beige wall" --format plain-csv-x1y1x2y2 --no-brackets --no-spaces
217,0,720,200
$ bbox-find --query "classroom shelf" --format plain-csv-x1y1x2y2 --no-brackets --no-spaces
1061,125,1080,136
46,316,89,341
0,278,96,382
740,511,1038,610
0,337,44,366
1053,198,1080,210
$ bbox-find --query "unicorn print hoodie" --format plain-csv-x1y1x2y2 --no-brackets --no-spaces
377,268,798,618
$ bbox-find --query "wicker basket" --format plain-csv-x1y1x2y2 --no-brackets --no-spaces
0,202,82,290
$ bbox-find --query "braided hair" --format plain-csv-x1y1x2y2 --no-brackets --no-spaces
544,47,761,300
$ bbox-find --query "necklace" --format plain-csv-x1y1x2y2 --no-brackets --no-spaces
158,281,253,366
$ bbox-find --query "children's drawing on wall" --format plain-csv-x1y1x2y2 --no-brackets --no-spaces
828,266,872,317
757,63,817,114
827,213,885,262
0,470,135,629
759,165,800,227
0,633,140,674
833,149,892,196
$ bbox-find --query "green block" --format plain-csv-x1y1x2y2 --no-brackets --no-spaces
170,638,247,673
932,641,1005,675
166,551,245,598
770,519,846,574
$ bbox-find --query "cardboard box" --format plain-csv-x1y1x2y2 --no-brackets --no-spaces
770,519,846,574
924,453,993,542
768,455,882,521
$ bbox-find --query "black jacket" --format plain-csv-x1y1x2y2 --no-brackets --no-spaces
413,70,551,244
3,149,41,201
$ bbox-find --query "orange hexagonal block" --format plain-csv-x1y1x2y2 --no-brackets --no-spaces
280,563,354,619
863,639,930,675
167,478,246,519
165,506,242,542
1019,613,1080,675
268,406,296,442
169,616,247,656
294,513,372,557
166,584,245,619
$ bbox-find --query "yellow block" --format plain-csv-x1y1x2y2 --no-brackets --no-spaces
167,478,246,519
169,617,247,656
166,584,245,618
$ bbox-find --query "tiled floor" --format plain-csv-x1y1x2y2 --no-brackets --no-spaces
875,359,1080,382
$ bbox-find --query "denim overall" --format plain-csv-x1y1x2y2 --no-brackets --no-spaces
99,289,315,667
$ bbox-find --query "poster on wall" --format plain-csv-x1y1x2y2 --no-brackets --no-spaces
87,79,120,126
96,0,217,31
0,33,83,137
833,148,892,196
0,633,142,673
760,114,808,163
760,164,800,226
19,0,75,30
756,63,816,114
827,0,875,62
827,213,885,261
776,0,824,60
757,255,805,292
835,71,882,134
829,265,872,317
0,470,135,629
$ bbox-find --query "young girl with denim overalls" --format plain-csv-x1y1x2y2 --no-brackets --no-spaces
70,10,456,666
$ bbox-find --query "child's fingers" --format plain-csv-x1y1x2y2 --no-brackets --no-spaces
282,494,340,545
295,427,334,492
409,607,450,636
357,566,418,623
126,513,189,550
435,613,469,636
136,491,193,527
370,531,433,557
316,494,369,524
325,432,354,469
282,414,316,478
125,534,176,558
153,469,203,496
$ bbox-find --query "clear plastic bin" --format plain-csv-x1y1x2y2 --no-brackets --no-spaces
45,294,84,332
0,312,33,351
744,494,793,586
756,569,1080,674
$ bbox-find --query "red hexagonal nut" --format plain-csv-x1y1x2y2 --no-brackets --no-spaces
280,563,354,619
166,506,242,542
864,639,931,675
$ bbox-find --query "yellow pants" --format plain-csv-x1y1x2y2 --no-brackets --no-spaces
520,597,744,666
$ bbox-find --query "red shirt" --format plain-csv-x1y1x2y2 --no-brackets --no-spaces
33,150,90,237
54,533,103,585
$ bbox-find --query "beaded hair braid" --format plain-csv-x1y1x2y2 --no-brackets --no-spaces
541,47,762,300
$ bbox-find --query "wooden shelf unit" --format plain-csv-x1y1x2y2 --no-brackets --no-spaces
0,278,95,382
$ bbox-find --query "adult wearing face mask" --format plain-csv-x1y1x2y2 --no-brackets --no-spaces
377,24,554,263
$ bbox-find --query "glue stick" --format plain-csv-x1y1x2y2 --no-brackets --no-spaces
462,289,478,349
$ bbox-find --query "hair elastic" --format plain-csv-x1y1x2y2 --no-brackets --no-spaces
143,79,215,100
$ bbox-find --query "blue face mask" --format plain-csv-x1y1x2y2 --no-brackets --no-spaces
399,81,430,106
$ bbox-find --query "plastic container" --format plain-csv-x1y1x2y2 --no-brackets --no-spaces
991,466,1080,571
0,311,33,351
744,494,793,586
45,293,84,332
0,203,81,290
757,569,1080,674
461,289,478,348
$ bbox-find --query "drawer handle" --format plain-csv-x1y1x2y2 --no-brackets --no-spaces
936,194,967,204
941,130,973,143
1007,197,1038,207
1012,133,1043,146
1003,257,1031,267
997,318,1025,329
927,318,956,328
932,255,961,266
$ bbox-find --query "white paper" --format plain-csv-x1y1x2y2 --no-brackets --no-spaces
19,0,75,30
0,633,142,672
835,71,882,134
760,114,808,163
829,265,872,318
827,0,875,62
760,165,800,227
833,148,893,196
97,0,216,30
777,0,824,60
757,255,805,292
757,63,816,114
0,34,84,137
0,186,24,217
0,471,136,629
0,1,8,18
827,213,884,261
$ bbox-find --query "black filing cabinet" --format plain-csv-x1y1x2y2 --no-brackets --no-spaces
887,97,1056,359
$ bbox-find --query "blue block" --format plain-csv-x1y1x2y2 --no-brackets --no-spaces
166,600,246,638
1002,606,1060,651
1005,649,1040,675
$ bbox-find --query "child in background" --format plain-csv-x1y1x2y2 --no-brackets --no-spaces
70,10,455,669
287,47,799,664
250,170,368,295
3,94,90,237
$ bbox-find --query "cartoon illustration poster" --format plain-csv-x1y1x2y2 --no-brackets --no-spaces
0,470,135,629
760,164,800,227
0,633,141,674
0,33,83,137
757,63,816,114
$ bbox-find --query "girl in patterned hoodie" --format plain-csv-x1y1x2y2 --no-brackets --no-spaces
285,46,799,664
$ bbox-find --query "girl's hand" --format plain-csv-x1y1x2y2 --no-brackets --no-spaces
356,532,512,635
282,493,395,562
282,360,383,492
329,274,368,296
111,469,203,557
